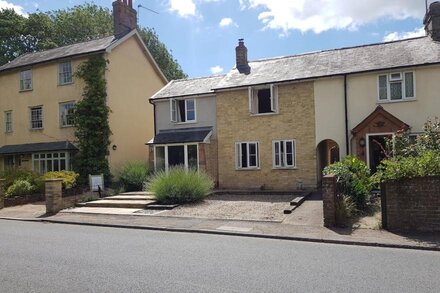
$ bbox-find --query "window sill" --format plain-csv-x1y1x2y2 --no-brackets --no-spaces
250,112,279,117
235,168,260,171
174,121,197,125
272,167,297,170
4,132,13,135
30,128,44,131
377,98,416,104
58,82,74,87
19,89,33,92
60,125,74,128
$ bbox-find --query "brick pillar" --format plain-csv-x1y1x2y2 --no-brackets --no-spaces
198,144,207,172
0,179,5,210
45,179,63,214
322,175,337,227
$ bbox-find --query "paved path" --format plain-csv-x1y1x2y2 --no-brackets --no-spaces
1,220,440,293
283,192,323,226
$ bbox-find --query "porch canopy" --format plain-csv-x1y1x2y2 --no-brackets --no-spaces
0,141,78,155
147,127,213,145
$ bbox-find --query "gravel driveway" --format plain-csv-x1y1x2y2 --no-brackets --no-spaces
159,194,296,222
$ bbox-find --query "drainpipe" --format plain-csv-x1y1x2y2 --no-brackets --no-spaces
344,74,350,155
149,99,157,136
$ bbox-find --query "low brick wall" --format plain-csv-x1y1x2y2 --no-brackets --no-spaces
322,175,337,227
382,176,440,232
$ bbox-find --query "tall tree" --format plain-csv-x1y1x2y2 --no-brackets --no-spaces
0,4,186,80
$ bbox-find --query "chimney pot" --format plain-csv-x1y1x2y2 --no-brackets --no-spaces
236,38,251,75
424,1,440,41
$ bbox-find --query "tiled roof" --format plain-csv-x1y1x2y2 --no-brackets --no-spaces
0,35,117,72
214,37,440,89
0,141,78,155
148,127,213,144
150,75,225,100
150,36,440,99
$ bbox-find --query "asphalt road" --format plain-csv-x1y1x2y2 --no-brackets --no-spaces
0,220,439,293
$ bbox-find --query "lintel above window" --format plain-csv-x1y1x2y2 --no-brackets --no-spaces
170,98,196,123
378,71,415,102
249,84,278,115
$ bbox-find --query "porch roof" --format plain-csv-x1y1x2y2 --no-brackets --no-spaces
0,141,78,155
148,127,213,145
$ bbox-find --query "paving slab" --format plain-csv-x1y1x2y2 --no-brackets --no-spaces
83,199,155,209
104,195,151,201
62,207,142,215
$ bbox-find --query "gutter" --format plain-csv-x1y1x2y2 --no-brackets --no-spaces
344,75,350,155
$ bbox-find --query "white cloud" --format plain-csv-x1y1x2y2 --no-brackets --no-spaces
383,27,426,42
0,0,27,16
169,0,197,18
240,0,425,34
210,65,224,74
219,17,238,28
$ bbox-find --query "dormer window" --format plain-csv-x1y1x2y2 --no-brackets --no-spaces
249,84,278,115
378,72,415,102
170,98,196,123
20,69,32,91
59,61,73,85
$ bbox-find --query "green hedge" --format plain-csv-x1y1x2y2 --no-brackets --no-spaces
119,161,152,192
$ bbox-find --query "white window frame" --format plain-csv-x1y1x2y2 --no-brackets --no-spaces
249,84,278,115
4,111,12,133
377,71,416,102
272,139,296,169
32,152,70,174
58,61,73,85
235,141,260,170
20,69,32,91
154,143,199,172
30,106,43,130
59,101,75,127
170,98,197,123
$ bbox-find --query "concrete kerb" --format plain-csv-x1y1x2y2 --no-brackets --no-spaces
0,216,439,252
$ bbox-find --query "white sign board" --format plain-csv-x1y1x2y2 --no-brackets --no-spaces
89,174,104,192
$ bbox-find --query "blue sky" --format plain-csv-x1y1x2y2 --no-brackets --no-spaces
1,0,434,78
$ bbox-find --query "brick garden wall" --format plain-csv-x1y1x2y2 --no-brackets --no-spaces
383,176,440,232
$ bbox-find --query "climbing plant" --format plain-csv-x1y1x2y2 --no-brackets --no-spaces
73,55,111,183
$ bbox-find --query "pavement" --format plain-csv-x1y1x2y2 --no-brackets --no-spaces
1,199,440,252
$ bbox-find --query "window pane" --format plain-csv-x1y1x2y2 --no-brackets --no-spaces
178,100,186,122
187,145,198,170
390,82,402,100
186,100,195,121
274,142,280,166
53,159,60,171
378,75,388,100
60,159,66,171
286,154,293,166
257,88,272,113
155,146,165,171
405,72,414,98
249,143,257,167
241,143,248,168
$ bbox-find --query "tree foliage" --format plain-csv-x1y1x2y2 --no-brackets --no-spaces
73,56,111,183
0,4,186,80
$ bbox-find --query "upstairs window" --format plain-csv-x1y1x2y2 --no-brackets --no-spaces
249,84,278,115
235,142,260,170
4,111,12,133
378,72,415,102
30,106,43,129
20,70,32,91
60,102,75,127
59,62,73,85
273,140,296,168
170,98,196,123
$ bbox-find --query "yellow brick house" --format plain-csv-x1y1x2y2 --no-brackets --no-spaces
0,0,167,174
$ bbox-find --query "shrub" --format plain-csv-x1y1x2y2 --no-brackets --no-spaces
40,171,80,189
335,194,357,227
147,167,214,204
5,179,35,197
323,156,372,209
2,169,39,190
119,161,152,192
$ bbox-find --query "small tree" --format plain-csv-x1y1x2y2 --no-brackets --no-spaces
73,55,111,183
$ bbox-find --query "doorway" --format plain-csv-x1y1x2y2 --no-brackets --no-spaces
367,135,390,173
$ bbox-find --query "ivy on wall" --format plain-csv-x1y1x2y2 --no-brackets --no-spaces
73,55,111,183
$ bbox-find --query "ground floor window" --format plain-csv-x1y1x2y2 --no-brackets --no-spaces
273,140,296,168
154,144,198,172
32,152,71,174
4,155,21,170
235,142,259,170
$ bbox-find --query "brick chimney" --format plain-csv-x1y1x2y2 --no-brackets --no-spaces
424,1,440,41
113,0,137,37
236,39,251,74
